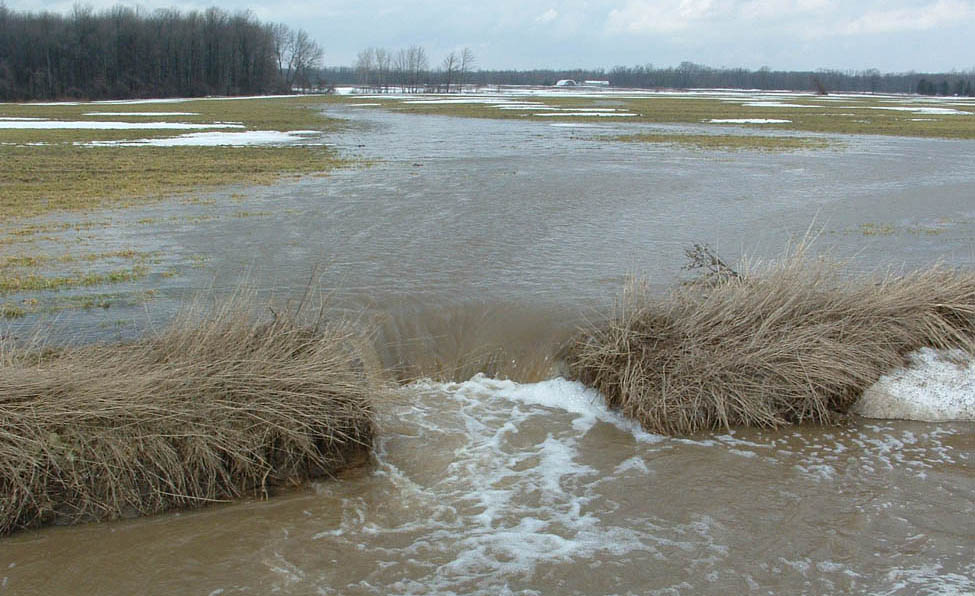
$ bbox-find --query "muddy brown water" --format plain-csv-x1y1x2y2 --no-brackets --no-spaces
2,102,974,594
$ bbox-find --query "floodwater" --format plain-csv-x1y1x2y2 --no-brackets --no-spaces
2,100,974,594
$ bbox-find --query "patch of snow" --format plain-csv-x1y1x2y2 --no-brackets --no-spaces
82,111,200,116
741,102,819,108
0,120,243,130
85,130,319,147
854,348,975,422
709,118,791,124
870,106,971,115
534,112,637,117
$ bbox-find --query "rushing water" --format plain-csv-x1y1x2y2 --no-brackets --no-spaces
2,99,975,594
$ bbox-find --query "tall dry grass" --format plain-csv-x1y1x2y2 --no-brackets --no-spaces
0,292,381,535
566,249,975,435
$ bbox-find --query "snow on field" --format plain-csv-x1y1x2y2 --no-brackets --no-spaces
742,102,820,108
534,112,637,117
85,130,321,147
869,106,972,115
0,119,242,130
709,118,791,124
83,112,200,116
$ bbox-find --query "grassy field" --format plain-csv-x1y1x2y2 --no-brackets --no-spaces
349,91,975,139
0,96,346,220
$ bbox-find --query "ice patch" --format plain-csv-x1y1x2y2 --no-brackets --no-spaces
84,130,319,147
709,118,791,124
82,111,200,116
854,348,975,421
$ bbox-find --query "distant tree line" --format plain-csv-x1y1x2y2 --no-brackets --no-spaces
324,54,975,96
353,46,475,93
0,4,324,101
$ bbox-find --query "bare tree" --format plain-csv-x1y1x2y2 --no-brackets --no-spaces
374,47,391,92
441,50,457,93
405,45,427,93
459,47,475,91
355,47,375,89
274,25,323,91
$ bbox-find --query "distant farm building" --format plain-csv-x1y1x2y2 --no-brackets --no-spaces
555,79,578,87
584,80,611,87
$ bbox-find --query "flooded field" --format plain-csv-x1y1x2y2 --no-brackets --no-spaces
2,93,974,594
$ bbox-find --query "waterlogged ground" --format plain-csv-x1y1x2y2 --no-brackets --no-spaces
1,90,975,594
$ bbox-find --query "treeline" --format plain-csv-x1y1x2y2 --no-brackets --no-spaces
353,46,475,93
323,55,975,96
0,4,324,101
607,62,975,96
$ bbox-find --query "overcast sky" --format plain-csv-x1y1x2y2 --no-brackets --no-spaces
6,1,975,73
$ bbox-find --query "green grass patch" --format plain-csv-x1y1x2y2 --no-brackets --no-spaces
0,97,349,221
0,144,345,220
608,132,834,151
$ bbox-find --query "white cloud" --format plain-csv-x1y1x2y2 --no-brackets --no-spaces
606,0,731,33
840,0,975,35
536,8,559,24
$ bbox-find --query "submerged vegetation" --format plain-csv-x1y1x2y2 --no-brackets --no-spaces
0,293,381,535
566,246,975,435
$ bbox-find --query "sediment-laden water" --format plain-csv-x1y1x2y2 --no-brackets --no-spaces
1,99,974,594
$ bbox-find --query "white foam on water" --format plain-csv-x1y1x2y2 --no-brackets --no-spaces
443,374,661,441
855,348,975,421
879,563,975,595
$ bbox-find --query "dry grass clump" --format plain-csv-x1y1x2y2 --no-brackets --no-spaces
566,247,975,435
0,293,381,535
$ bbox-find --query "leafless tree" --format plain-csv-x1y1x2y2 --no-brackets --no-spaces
459,47,475,91
441,51,457,92
355,47,375,88
274,25,323,91
405,45,427,92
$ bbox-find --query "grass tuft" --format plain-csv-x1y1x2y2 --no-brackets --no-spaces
0,291,382,535
565,246,975,435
